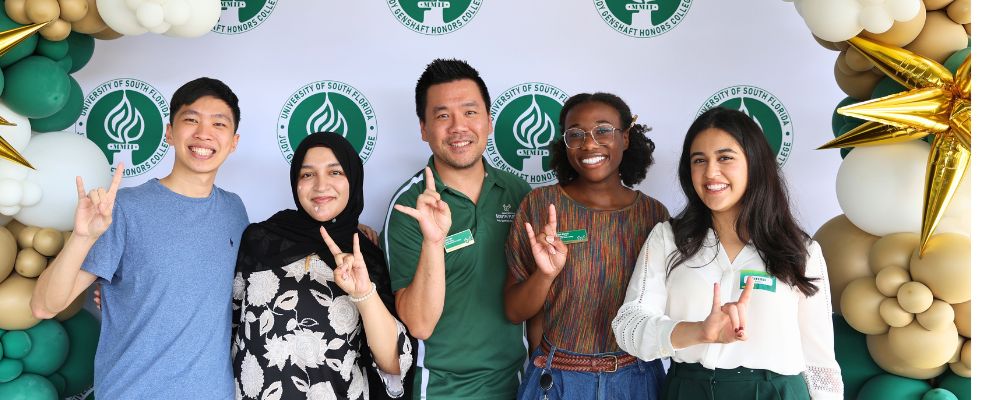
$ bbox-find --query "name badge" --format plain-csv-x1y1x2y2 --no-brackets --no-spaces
739,269,777,292
556,229,588,244
444,229,475,253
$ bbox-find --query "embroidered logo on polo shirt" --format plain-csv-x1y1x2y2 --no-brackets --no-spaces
495,203,516,223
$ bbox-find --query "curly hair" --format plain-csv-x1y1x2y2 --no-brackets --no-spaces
549,92,655,187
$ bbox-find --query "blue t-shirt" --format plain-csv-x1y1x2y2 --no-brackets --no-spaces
82,179,249,399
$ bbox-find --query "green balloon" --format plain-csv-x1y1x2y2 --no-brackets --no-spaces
45,373,65,398
943,46,970,74
0,331,31,359
0,359,23,383
1,56,71,119
833,314,883,399
871,76,907,100
0,8,39,68
0,373,58,399
30,76,84,133
34,39,69,61
54,56,72,73
923,388,958,400
831,97,863,136
858,374,932,400
65,32,95,74
56,311,99,397
0,68,5,94
937,370,971,400
20,320,69,376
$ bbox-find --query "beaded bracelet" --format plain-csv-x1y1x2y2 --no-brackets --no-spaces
350,283,377,303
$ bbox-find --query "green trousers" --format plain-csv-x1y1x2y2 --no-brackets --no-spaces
662,362,810,400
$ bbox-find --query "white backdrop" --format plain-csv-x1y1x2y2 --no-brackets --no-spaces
72,0,847,234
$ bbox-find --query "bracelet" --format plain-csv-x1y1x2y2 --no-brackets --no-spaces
350,283,377,303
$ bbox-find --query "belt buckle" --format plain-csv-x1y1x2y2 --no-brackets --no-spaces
601,355,618,373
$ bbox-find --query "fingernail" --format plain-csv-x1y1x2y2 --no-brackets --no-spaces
546,235,554,244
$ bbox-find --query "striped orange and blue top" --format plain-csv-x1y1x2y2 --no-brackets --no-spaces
507,184,669,354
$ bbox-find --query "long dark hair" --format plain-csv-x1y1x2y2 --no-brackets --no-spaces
670,107,818,296
549,92,655,187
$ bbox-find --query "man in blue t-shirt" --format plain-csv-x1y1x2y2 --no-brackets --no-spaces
31,78,249,399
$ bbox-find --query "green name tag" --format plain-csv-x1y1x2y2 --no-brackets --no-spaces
556,229,588,244
443,229,475,253
739,269,777,292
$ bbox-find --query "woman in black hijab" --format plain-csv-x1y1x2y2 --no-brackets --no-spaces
232,132,412,399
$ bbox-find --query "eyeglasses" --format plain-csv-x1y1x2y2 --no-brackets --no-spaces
562,123,623,149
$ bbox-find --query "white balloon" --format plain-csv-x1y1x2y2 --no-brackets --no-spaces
165,0,221,38
860,5,894,33
0,178,22,208
0,101,32,152
886,0,921,21
125,0,146,11
836,141,929,236
14,132,112,231
97,0,150,35
935,171,970,236
19,180,42,207
150,21,172,34
796,0,864,42
0,206,19,215
0,160,29,181
136,3,166,29
163,0,191,25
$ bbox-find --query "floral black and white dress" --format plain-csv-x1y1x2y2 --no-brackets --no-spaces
232,254,413,400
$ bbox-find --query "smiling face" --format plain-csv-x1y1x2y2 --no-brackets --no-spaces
296,146,350,222
420,79,492,171
563,101,629,185
689,127,749,219
165,96,240,177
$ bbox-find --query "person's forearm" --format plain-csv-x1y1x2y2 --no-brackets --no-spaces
357,295,402,374
31,233,97,318
396,240,446,339
504,271,554,323
670,321,706,349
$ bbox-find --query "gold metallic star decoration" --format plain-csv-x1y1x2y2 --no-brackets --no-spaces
0,21,50,170
818,36,971,256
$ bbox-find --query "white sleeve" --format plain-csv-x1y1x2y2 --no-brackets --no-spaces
799,242,845,400
612,222,686,361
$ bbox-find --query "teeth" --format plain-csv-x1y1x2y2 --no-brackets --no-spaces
707,184,728,191
581,156,606,165
191,147,214,157
451,141,471,148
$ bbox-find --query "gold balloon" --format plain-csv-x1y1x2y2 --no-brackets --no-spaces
32,228,64,257
897,281,934,313
14,248,46,278
916,300,955,331
0,226,16,282
875,265,910,297
870,233,919,274
0,273,40,330
888,320,960,368
841,277,889,335
868,333,948,379
910,233,970,303
16,225,39,249
813,215,880,313
952,301,970,337
879,297,914,327
819,36,972,255
860,1,927,47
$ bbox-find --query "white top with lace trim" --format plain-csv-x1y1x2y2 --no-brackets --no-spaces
612,221,844,400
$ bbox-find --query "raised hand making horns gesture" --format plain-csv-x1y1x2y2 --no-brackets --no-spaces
74,164,125,241
321,228,372,299
700,277,754,344
393,167,452,244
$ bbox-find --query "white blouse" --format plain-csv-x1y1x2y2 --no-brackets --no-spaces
612,221,843,400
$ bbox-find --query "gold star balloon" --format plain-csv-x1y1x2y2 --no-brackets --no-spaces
0,21,49,170
818,36,971,256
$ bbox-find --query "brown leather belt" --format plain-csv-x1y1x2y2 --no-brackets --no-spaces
532,341,639,373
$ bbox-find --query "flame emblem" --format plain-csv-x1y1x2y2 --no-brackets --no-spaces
307,94,348,136
104,91,145,144
738,97,764,132
513,95,555,150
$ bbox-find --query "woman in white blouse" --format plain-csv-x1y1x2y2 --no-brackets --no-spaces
612,107,843,399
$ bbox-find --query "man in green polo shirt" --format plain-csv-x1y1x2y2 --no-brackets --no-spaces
381,59,531,399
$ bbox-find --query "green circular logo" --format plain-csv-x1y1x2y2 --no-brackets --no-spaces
594,0,691,38
698,85,794,167
213,0,279,35
486,83,567,186
277,81,378,164
387,0,482,35
75,78,170,178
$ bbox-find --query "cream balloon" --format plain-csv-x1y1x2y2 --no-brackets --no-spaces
904,11,969,63
859,5,894,33
952,301,969,337
916,300,955,331
861,1,927,46
14,247,46,278
40,17,72,41
813,215,879,314
868,333,948,379
834,60,882,98
949,361,971,377
896,281,933,313
875,266,910,297
870,233,919,274
96,0,148,35
841,277,889,335
888,321,960,368
32,228,64,257
71,0,109,34
0,226,15,282
795,0,863,42
25,0,61,23
910,233,970,304
4,0,31,24
923,0,954,11
0,273,40,330
16,225,39,249
836,142,929,236
879,297,914,328
59,0,91,22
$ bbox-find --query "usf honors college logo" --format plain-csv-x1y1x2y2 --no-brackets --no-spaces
277,81,378,164
594,0,692,38
387,0,482,35
486,83,567,186
213,0,278,34
75,78,170,178
699,85,794,167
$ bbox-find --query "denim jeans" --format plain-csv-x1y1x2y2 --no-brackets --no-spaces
517,339,667,400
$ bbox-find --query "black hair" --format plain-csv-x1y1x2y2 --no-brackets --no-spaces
414,59,490,122
169,77,241,131
670,107,818,296
549,92,655,187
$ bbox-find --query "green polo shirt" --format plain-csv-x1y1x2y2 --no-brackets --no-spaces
381,157,530,400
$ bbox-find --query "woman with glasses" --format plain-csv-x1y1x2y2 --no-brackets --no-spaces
612,107,843,399
503,92,669,399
